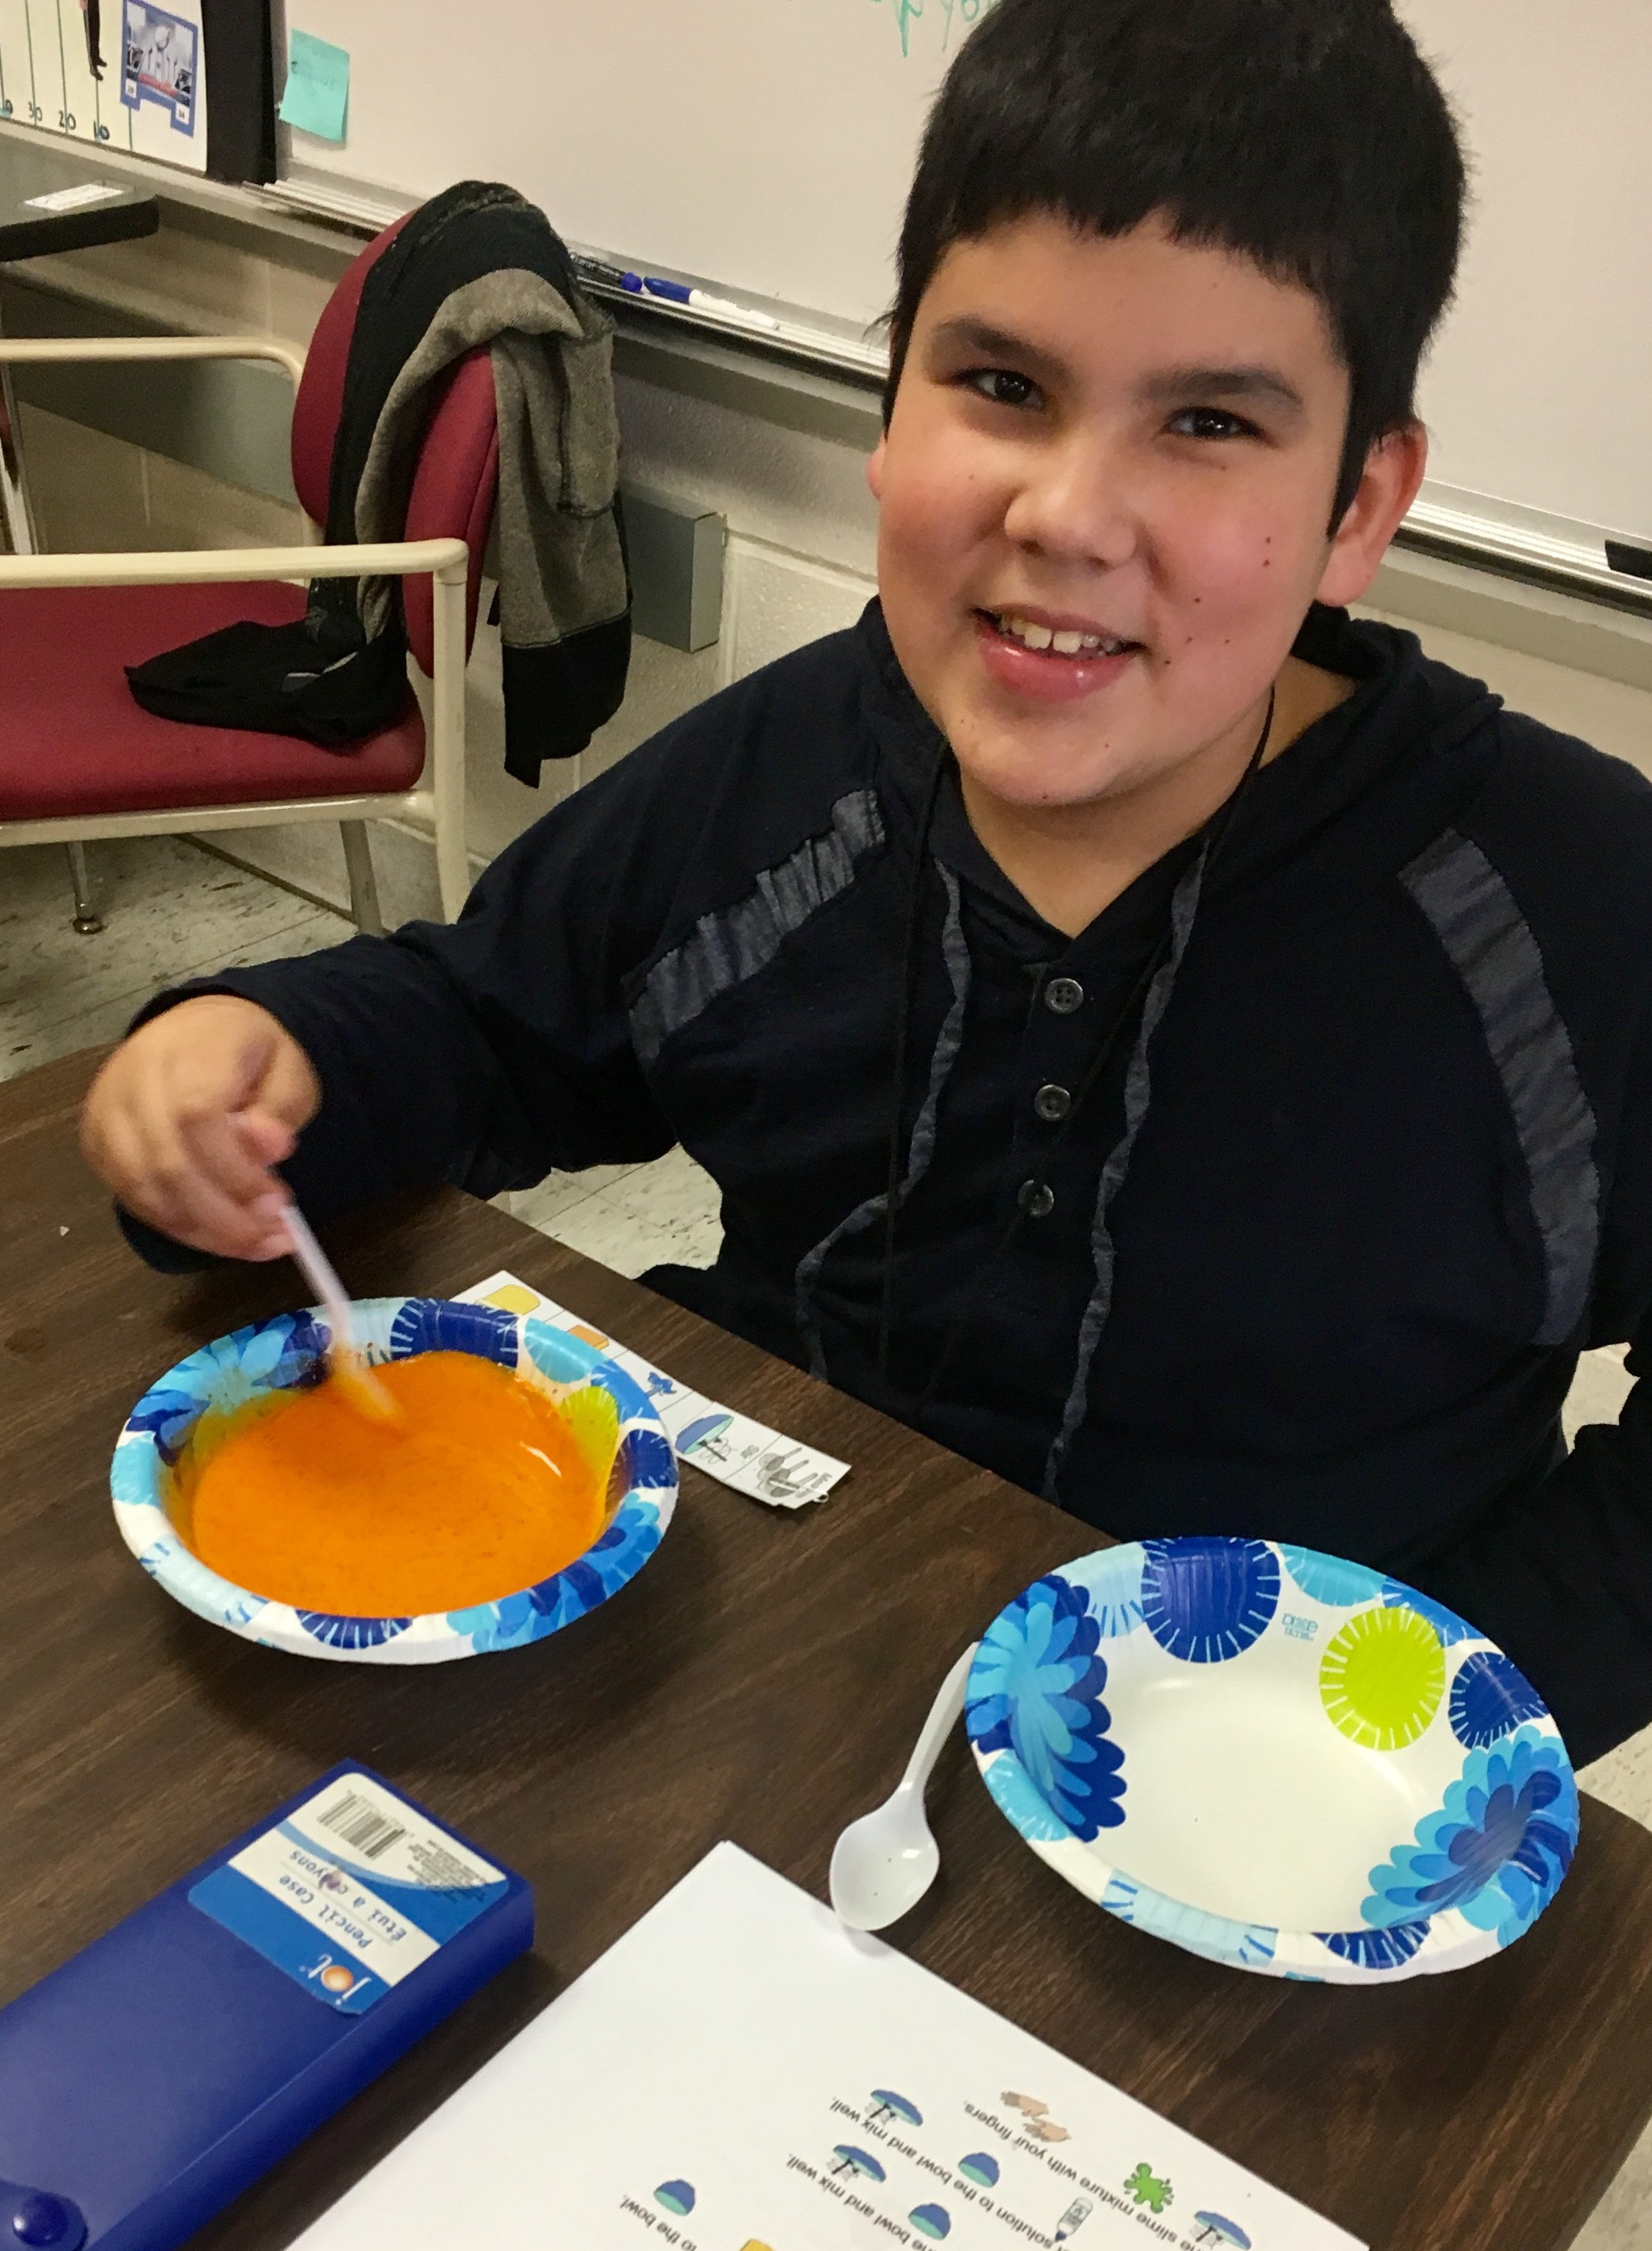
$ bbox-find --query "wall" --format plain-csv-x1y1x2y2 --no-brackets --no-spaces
6,201,1652,932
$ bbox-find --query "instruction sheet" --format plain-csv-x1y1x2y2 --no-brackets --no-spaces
292,1843,1362,2251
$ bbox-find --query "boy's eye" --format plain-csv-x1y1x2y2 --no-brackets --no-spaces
960,367,1042,410
1167,406,1260,441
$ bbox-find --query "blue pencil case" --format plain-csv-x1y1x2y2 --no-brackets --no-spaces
0,1761,534,2251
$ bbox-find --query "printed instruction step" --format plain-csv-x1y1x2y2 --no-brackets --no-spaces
292,1843,1362,2251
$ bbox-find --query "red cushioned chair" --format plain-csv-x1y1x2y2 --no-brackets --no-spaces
0,218,498,932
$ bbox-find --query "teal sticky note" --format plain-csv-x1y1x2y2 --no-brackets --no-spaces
279,29,350,143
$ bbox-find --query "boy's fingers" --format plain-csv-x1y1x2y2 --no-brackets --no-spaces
78,998,320,1260
122,1079,290,1259
174,1105,284,1209
257,1038,322,1131
101,1109,283,1259
233,1108,298,1167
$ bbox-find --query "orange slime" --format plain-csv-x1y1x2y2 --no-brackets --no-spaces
180,1351,608,1615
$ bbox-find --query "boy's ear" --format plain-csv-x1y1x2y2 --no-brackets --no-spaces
1316,422,1429,610
866,435,887,501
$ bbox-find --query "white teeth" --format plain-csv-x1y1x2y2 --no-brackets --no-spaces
995,612,1127,657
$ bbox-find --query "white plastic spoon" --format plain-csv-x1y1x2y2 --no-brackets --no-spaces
829,1641,980,1932
280,1200,399,1423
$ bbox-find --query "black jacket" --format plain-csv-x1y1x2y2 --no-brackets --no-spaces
133,601,1652,1764
129,183,630,784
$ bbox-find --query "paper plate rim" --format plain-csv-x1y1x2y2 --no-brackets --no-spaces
965,1536,1579,1983
111,1294,677,1663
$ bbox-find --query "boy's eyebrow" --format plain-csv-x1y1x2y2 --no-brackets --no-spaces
1138,364,1307,417
926,314,1070,380
927,319,1308,420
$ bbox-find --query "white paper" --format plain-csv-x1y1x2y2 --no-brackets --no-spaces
460,1270,851,1508
0,0,207,174
23,182,125,210
294,1843,1363,2251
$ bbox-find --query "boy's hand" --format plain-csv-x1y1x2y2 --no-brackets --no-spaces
81,997,322,1261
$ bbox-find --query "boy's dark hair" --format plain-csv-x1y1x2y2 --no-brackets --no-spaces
888,0,1466,524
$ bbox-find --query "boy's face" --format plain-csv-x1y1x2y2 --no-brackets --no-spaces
869,214,1420,813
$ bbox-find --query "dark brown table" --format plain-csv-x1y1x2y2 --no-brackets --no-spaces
4,1048,1652,2251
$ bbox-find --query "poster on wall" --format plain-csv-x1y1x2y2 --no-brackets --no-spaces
0,0,207,170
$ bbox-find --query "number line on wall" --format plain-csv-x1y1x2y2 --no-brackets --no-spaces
52,0,70,135
23,0,38,120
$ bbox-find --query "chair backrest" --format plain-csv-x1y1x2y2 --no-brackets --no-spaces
289,214,499,677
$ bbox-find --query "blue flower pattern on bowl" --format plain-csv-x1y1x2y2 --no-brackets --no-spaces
1085,1544,1146,1637
1279,1546,1384,1608
1450,1649,1547,1749
297,1611,413,1651
388,1297,517,1366
968,1542,1577,1984
617,1424,676,1491
445,1487,668,1653
1102,1874,1277,1970
1140,1537,1280,1662
1362,1727,1578,1946
1315,1922,1430,1971
981,1746,1072,1842
126,1312,329,1463
1381,1581,1478,1645
111,1297,676,1665
967,1574,1125,1840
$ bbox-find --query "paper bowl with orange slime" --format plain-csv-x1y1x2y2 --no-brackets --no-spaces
111,1297,676,1662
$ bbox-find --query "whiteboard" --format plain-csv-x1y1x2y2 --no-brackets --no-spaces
281,0,1652,550
1398,0,1652,548
279,0,980,333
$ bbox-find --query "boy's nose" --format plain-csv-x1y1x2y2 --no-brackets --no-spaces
1001,441,1140,572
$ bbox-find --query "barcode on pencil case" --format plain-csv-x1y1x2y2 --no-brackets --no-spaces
317,1790,407,1861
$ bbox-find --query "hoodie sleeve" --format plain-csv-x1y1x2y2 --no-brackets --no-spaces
1409,1013,1652,1772
123,727,690,1262
1409,1367,1652,1769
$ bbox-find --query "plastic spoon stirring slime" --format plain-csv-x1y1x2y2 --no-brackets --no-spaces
279,1201,399,1423
829,1642,979,1931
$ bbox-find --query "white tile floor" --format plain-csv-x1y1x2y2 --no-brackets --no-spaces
6,832,1650,2242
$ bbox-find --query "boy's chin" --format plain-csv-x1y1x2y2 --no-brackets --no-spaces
951,732,1149,815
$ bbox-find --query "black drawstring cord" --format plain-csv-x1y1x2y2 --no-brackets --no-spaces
914,685,1278,1411
877,737,951,1379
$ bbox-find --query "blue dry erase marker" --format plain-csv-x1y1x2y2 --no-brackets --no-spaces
574,257,792,341
630,272,781,331
570,261,685,301
575,258,633,290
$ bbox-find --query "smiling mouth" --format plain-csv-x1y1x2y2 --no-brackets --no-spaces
979,609,1143,659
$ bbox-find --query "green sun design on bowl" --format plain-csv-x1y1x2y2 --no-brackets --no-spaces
1319,1605,1445,1750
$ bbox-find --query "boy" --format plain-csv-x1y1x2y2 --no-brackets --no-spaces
82,0,1652,1764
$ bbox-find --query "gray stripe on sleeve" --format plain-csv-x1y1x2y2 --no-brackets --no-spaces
630,789,885,1065
1401,827,1599,1346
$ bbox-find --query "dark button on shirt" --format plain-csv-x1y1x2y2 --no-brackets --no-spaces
1045,976,1085,1014
1018,1179,1056,1217
1034,1082,1072,1122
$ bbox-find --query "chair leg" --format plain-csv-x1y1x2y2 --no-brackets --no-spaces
0,357,41,559
340,821,386,937
65,843,105,935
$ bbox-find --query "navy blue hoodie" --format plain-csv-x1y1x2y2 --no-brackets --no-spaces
136,600,1652,1764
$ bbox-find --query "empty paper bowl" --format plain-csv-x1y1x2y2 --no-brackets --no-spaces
966,1539,1578,1983
111,1297,676,1662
